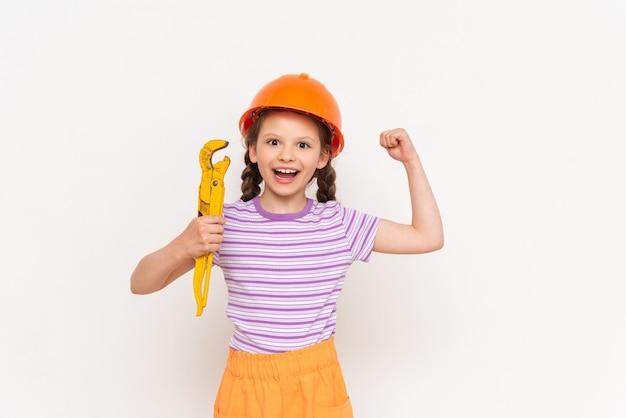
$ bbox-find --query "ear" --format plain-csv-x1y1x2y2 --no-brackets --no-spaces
249,143,258,163
317,150,330,169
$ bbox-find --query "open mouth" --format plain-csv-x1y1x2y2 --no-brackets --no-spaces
274,168,298,179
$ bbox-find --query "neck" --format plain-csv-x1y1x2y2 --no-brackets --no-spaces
257,194,308,214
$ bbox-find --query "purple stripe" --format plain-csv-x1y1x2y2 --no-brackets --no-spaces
228,315,333,326
222,250,348,260
231,335,286,354
228,302,335,312
351,218,377,254
224,262,350,273
225,223,340,236
223,237,345,249
242,330,331,340
225,277,342,286
228,289,337,299
226,206,340,222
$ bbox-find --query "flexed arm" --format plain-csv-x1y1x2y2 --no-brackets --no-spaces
373,128,444,254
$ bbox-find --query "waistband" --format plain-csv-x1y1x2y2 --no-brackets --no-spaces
225,338,339,380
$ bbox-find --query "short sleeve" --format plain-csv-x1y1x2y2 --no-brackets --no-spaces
341,205,380,262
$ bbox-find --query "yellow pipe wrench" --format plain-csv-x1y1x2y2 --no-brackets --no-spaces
193,139,230,316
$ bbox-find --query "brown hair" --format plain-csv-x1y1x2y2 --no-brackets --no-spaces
240,110,337,203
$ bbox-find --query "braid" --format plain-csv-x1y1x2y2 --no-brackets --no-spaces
315,163,337,202
240,150,263,201
240,112,265,202
313,116,337,202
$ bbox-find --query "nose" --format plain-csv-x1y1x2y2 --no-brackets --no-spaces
278,145,295,162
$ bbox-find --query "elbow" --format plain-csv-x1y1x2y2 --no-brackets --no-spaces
130,273,166,295
130,272,152,295
130,282,155,295
423,238,444,253
402,234,444,254
130,283,142,295
434,231,445,251
130,271,141,294
412,222,444,254
423,231,444,253
130,280,144,295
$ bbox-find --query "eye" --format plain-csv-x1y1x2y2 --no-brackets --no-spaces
297,142,311,149
266,138,279,146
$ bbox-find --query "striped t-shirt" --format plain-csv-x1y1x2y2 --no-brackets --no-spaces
213,197,380,354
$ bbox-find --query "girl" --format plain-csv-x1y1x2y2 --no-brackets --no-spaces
131,73,443,418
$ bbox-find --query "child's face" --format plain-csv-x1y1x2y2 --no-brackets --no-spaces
249,110,329,203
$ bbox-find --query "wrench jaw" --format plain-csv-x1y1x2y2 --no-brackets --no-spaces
198,140,230,217
194,139,230,316
198,157,230,217
200,139,228,162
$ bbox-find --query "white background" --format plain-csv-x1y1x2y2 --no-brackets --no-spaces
1,1,625,417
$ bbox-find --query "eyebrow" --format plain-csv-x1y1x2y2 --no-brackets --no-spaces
261,133,318,142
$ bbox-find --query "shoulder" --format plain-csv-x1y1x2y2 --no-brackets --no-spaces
223,199,258,221
310,199,341,213
311,199,375,216
224,199,252,213
309,199,378,225
308,199,351,221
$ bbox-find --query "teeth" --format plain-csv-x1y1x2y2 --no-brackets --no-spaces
276,169,297,174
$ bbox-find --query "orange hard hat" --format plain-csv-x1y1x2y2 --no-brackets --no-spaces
239,73,344,157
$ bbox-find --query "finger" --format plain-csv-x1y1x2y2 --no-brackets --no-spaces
379,130,392,147
197,215,226,225
380,131,401,149
380,128,406,144
199,222,225,237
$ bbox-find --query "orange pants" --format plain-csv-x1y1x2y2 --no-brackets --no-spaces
213,338,353,418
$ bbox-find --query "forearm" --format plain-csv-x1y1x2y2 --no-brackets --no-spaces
403,156,444,249
130,239,195,294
